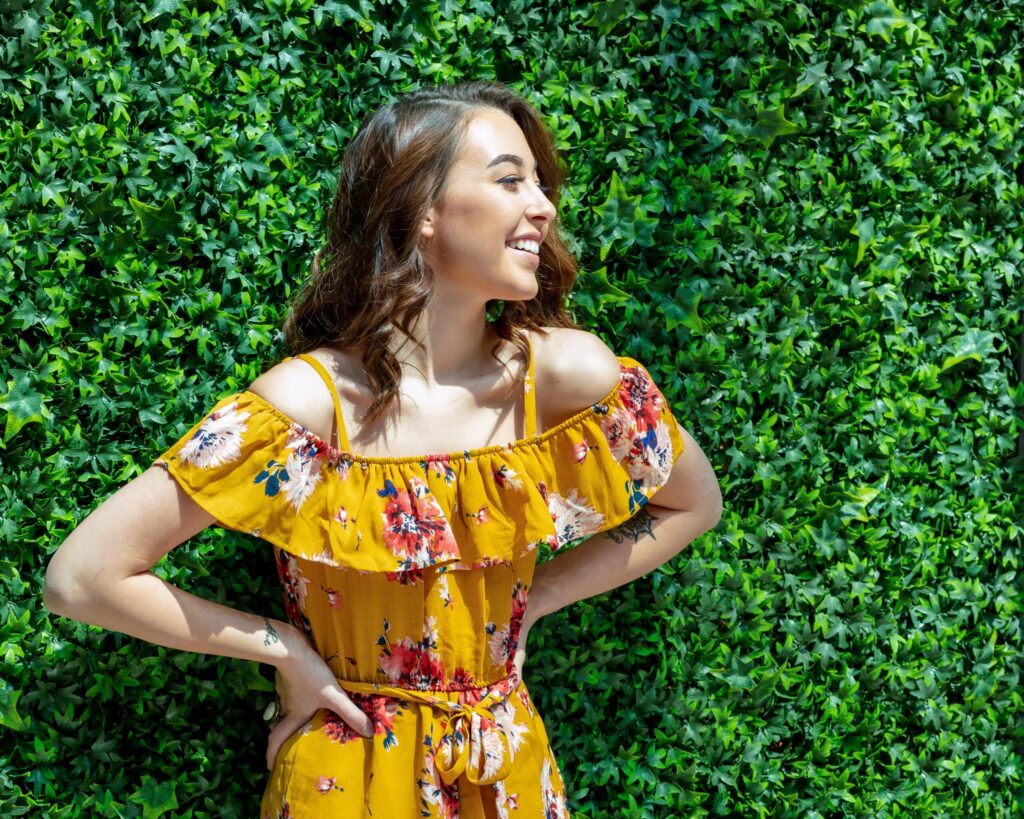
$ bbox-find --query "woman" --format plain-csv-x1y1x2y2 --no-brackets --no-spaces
44,81,723,818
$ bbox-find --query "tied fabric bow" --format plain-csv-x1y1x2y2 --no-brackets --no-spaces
336,668,521,786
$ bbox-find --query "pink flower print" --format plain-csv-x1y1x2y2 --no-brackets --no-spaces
621,364,665,431
601,404,640,462
324,586,343,610
357,693,401,749
321,708,363,745
379,477,460,569
321,694,391,746
376,616,447,689
378,641,447,689
424,455,458,484
384,567,426,586
492,462,524,491
179,402,250,469
466,505,491,526
450,667,481,696
571,440,592,464
315,775,343,795
333,505,350,529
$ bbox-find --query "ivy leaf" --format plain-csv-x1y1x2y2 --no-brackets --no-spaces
751,104,802,149
0,371,48,442
130,775,179,818
582,0,631,38
862,0,909,44
0,681,25,731
592,170,651,261
941,329,996,372
144,0,181,23
129,196,181,242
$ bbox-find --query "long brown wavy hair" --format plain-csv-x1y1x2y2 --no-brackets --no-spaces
281,80,583,428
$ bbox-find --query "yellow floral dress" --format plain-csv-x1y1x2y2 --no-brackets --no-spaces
152,338,686,818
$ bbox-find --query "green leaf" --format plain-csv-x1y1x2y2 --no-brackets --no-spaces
751,104,802,149
130,775,179,818
0,371,48,442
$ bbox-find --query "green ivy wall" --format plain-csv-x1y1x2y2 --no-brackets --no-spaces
2,0,1022,816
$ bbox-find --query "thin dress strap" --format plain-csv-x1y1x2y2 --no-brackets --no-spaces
524,335,538,438
294,353,351,452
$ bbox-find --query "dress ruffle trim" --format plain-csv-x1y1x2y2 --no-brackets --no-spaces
153,357,685,573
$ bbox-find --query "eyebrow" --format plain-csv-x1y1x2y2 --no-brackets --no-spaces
486,154,538,172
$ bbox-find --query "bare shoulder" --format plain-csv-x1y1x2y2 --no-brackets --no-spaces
532,327,621,426
246,352,336,442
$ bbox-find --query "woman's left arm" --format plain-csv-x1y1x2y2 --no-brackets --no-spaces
524,423,722,625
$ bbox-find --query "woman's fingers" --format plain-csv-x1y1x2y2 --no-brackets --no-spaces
326,687,375,737
265,694,373,772
266,710,309,772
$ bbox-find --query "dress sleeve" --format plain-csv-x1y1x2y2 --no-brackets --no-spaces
151,390,322,543
538,356,687,550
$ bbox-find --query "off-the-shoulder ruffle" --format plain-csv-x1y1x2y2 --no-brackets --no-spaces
152,356,686,573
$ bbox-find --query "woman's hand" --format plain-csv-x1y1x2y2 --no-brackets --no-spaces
513,616,537,682
266,632,374,772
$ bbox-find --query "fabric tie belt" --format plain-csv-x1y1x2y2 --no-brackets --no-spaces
336,668,521,786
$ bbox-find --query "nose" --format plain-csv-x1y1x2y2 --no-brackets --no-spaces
527,186,557,224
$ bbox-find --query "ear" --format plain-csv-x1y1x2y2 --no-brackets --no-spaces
420,206,437,242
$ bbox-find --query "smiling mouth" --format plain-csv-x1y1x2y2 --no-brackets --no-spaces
507,246,540,262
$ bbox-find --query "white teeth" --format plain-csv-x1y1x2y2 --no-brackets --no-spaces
507,239,540,254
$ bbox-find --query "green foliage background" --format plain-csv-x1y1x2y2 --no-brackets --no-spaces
3,0,1023,816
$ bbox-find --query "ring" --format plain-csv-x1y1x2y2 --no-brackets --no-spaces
262,698,281,724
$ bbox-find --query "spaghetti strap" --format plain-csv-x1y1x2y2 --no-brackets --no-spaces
524,335,538,438
294,353,351,452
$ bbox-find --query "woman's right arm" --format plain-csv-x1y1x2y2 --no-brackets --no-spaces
44,365,377,762
42,464,310,668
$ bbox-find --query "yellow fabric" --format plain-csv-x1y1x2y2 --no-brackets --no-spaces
152,348,685,818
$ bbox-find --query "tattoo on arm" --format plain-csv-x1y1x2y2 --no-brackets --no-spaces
263,617,280,647
604,505,658,544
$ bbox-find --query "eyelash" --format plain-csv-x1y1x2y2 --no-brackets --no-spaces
500,176,551,193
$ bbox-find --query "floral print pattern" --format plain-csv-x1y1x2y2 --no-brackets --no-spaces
154,356,684,818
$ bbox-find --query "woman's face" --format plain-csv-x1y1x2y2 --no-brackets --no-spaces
419,108,558,304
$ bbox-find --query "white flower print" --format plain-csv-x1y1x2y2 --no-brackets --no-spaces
282,553,311,612
282,427,326,511
489,622,511,668
491,699,529,760
178,403,250,470
547,487,606,547
627,416,675,489
541,757,570,818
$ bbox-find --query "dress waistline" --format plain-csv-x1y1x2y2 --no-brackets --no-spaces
336,668,522,786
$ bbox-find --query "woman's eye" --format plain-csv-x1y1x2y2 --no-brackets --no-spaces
500,176,551,193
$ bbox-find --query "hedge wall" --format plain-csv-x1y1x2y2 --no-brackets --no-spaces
3,0,1022,816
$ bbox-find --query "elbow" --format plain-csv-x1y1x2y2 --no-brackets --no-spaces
42,572,75,617
42,557,91,618
692,497,723,534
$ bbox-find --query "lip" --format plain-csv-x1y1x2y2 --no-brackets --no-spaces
507,245,540,264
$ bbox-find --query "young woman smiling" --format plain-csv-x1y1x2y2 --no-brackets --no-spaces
44,80,722,818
